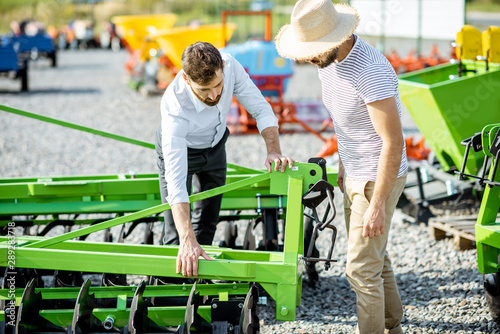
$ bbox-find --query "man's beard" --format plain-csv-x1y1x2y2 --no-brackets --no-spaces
317,47,339,69
192,86,223,106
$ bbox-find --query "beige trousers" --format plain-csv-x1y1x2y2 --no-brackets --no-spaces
343,176,407,334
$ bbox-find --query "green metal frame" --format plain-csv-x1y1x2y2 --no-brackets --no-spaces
0,162,326,324
0,104,339,328
473,124,500,274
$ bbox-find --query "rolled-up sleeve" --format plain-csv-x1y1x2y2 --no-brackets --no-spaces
231,57,278,133
161,107,190,205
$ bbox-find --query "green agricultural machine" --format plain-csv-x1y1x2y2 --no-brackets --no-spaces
0,105,338,333
458,124,500,323
398,25,500,224
399,24,500,321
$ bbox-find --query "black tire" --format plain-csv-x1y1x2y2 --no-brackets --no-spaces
18,65,28,92
485,273,500,324
49,51,57,67
303,215,319,288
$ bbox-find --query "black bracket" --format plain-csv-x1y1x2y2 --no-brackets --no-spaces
302,158,337,271
211,296,244,333
255,194,282,251
53,270,83,288
457,131,500,188
210,284,260,334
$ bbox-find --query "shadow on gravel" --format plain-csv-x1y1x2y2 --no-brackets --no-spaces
396,268,497,332
397,268,482,304
0,88,102,95
265,268,496,332
301,276,358,322
55,63,109,71
0,89,27,94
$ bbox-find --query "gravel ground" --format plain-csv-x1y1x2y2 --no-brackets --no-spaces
1,49,498,333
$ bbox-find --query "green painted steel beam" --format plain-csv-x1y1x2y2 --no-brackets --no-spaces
0,200,161,216
477,186,500,227
0,177,159,201
0,235,286,265
274,175,304,321
23,172,271,249
475,135,500,274
0,104,155,149
0,246,301,284
0,235,234,254
227,163,264,175
476,225,500,248
13,163,326,249
283,176,304,264
0,167,336,217
0,173,273,215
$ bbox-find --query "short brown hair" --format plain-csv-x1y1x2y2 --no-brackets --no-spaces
181,42,223,85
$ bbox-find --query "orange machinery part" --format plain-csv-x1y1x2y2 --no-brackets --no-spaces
405,136,431,161
315,135,431,161
386,45,450,74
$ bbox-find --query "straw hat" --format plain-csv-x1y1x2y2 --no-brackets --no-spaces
275,0,359,61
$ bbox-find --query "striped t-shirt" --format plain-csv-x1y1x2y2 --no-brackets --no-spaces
318,35,408,181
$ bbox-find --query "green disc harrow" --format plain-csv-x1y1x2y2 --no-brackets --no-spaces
0,104,338,333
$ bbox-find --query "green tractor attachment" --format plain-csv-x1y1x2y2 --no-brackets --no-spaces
0,104,338,333
457,123,500,323
398,61,500,176
397,24,500,224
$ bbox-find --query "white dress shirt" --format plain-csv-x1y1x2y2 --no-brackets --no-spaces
160,52,279,205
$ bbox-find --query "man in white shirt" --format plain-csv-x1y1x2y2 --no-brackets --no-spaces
155,42,294,279
276,1,407,333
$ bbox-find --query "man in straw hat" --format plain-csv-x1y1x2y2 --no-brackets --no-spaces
156,42,294,281
276,1,408,333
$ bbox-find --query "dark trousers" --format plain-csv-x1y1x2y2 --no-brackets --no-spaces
155,125,229,246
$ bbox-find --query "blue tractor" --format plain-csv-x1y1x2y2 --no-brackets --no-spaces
14,33,57,67
0,36,28,91
222,40,294,99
